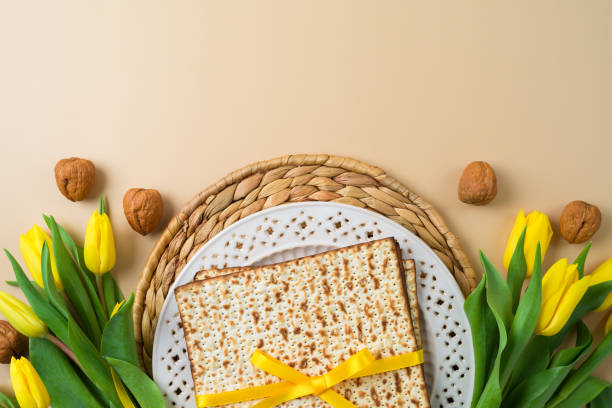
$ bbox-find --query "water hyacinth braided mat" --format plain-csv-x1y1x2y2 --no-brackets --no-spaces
133,154,477,372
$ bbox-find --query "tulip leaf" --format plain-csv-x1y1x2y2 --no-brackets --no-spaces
504,321,592,408
551,377,610,408
5,280,18,287
506,228,527,313
500,245,542,387
546,327,612,408
472,253,510,408
45,216,102,344
573,242,592,279
505,335,551,394
481,251,513,329
103,273,125,312
465,274,498,407
4,249,70,342
41,243,70,319
550,280,612,350
0,391,16,408
590,385,612,408
105,357,165,408
101,293,140,367
503,366,572,408
550,320,593,368
29,337,106,408
67,317,123,407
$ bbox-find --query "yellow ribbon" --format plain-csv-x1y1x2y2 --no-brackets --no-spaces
196,348,424,408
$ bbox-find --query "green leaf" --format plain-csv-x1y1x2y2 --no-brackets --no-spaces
5,280,18,287
465,274,496,407
29,337,106,408
550,280,612,350
547,326,612,408
4,249,69,342
41,243,70,319
506,335,552,395
101,293,139,367
590,384,612,408
573,242,592,279
504,321,592,408
550,321,593,368
474,252,511,408
529,321,593,408
103,273,125,311
67,317,123,407
503,366,573,408
105,357,165,408
506,228,527,313
45,216,102,344
553,376,610,408
481,251,513,329
99,196,106,215
500,245,542,387
0,391,16,408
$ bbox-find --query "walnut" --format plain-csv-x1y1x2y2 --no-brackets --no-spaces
123,188,163,235
560,200,601,243
458,161,497,205
0,320,28,364
54,157,96,201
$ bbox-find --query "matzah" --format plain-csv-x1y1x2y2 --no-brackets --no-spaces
194,259,423,348
176,238,429,407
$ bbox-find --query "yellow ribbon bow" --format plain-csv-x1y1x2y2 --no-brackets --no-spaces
196,348,424,408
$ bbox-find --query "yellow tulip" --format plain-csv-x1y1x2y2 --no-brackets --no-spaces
588,257,612,312
0,292,47,338
110,300,126,318
536,259,591,336
19,225,63,290
10,356,50,408
84,209,116,275
504,210,553,278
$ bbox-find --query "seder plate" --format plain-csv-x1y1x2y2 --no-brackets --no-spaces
152,202,474,407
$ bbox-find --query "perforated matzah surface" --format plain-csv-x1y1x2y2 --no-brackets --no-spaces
176,238,429,407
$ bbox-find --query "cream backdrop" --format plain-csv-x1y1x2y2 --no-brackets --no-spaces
1,0,611,396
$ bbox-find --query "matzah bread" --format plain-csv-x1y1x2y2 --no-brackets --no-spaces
176,238,429,407
194,260,423,348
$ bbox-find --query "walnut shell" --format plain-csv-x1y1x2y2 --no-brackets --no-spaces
560,200,601,243
54,157,96,201
123,188,163,235
0,320,28,364
458,161,497,205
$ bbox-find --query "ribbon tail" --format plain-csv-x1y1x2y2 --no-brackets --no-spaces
196,382,291,407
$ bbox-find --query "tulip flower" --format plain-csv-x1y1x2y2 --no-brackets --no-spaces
19,225,62,290
84,200,116,275
535,259,591,336
504,210,553,278
10,357,50,408
0,292,47,338
587,257,612,312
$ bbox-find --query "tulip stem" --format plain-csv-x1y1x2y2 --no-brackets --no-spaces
61,291,86,329
45,334,79,367
96,275,107,316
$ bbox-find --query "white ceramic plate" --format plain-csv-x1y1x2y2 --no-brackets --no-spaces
153,202,474,407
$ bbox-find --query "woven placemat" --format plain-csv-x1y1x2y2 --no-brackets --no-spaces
134,154,476,373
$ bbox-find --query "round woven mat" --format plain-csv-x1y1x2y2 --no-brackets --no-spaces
134,154,476,373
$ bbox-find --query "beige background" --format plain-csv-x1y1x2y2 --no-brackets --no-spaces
1,0,611,397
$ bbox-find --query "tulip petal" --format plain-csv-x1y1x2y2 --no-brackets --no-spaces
0,292,47,338
19,235,44,288
99,214,116,274
10,357,49,408
590,258,612,313
504,210,527,271
84,212,102,274
524,211,553,278
539,277,591,336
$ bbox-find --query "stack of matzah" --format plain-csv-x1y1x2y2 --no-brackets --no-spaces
175,238,430,407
